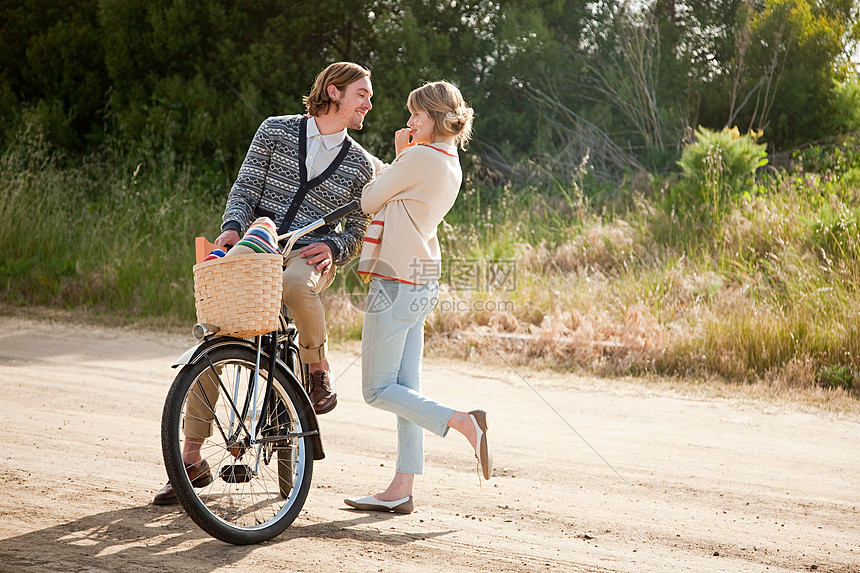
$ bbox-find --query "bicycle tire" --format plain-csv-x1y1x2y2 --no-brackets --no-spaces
161,344,314,544
278,337,303,497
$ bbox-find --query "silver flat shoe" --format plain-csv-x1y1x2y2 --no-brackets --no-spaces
344,495,414,514
469,410,493,480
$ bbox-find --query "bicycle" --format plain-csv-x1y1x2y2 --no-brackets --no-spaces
161,200,361,545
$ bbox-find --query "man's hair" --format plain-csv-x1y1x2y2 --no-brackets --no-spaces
407,81,474,150
304,62,371,116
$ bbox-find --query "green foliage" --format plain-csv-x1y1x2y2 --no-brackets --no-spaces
792,136,860,177
0,0,108,152
1,0,858,175
84,0,569,170
98,0,318,171
816,365,855,390
761,1,846,145
721,0,852,148
832,76,860,133
0,120,223,319
673,126,767,218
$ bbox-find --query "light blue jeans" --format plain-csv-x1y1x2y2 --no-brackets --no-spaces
361,278,454,475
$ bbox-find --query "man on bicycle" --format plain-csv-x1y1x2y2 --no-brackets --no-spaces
153,62,382,505
217,61,381,413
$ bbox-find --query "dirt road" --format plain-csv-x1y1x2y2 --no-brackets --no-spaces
0,315,857,572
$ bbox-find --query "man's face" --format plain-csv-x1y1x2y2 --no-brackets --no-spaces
329,76,373,130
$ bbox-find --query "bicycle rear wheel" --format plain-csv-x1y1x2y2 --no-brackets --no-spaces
161,345,314,544
278,331,303,497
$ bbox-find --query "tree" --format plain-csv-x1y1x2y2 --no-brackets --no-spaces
1,0,857,174
704,0,854,148
0,0,108,151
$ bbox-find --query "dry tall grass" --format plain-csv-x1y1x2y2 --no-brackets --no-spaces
322,153,860,409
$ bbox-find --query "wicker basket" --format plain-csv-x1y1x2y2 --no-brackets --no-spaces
193,253,283,338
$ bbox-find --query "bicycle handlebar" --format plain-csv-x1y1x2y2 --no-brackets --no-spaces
277,200,365,252
322,200,361,225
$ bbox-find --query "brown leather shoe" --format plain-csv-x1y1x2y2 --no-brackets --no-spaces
152,459,214,505
308,370,337,414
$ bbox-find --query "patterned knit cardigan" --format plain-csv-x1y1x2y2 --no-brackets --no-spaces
222,114,376,266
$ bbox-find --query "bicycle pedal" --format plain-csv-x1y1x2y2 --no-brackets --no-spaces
219,464,253,483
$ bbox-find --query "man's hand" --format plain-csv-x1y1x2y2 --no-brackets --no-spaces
300,242,334,274
214,229,240,249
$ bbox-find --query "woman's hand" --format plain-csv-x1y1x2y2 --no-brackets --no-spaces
394,128,413,156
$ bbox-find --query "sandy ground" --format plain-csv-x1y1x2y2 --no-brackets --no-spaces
0,315,858,573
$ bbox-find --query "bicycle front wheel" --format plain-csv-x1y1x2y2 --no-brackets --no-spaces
161,345,314,544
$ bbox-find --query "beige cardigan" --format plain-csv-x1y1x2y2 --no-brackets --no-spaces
357,142,461,284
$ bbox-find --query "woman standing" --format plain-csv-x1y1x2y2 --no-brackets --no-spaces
345,81,492,514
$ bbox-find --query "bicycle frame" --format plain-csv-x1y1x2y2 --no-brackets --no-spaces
173,334,325,460
171,199,362,462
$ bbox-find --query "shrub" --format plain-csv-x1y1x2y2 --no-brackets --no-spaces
673,126,768,219
815,365,854,391
791,136,860,179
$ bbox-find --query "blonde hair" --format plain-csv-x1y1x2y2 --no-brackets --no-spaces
407,81,474,150
303,62,371,116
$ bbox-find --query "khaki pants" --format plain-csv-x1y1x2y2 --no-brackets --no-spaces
281,250,337,365
182,250,337,440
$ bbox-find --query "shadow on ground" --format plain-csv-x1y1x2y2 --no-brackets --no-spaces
0,504,453,572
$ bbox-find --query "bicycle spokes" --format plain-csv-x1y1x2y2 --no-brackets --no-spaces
162,344,314,543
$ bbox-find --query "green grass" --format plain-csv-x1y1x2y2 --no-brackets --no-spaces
0,126,224,319
2,124,859,398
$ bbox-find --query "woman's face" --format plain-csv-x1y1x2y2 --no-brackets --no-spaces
406,108,434,144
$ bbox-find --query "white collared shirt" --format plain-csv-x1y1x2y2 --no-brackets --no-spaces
305,117,347,180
